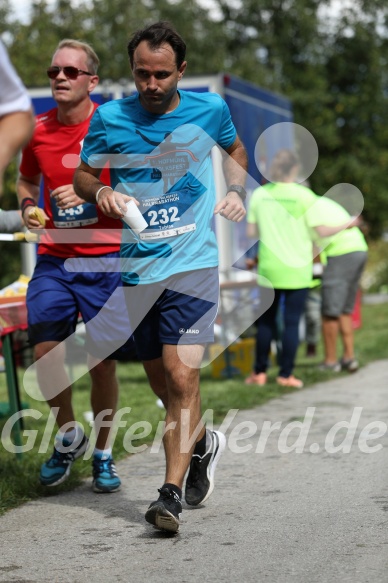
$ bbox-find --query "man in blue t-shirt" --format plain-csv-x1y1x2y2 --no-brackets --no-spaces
74,21,248,533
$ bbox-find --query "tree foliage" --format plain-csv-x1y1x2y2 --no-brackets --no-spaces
1,0,388,243
209,0,388,237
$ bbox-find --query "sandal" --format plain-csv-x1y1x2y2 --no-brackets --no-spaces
318,362,341,373
245,372,267,386
276,375,303,389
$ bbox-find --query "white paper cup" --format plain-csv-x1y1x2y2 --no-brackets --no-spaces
122,200,147,233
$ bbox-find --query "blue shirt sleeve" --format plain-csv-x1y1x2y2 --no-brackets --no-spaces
217,98,237,150
80,108,109,168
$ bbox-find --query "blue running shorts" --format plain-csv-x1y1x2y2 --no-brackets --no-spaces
27,253,134,360
123,267,219,361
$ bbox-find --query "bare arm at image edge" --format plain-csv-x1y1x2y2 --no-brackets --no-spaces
0,209,23,232
0,40,35,195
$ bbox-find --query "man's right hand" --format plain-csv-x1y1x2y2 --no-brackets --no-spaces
97,187,139,219
23,206,48,229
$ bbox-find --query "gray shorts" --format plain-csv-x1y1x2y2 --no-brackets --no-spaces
321,251,367,317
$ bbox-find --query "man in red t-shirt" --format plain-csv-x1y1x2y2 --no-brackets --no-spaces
17,39,132,493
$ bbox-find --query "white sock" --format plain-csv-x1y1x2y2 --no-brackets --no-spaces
93,447,112,460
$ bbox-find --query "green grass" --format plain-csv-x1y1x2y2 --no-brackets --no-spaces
1,301,387,514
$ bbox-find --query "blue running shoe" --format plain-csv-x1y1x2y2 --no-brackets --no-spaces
40,434,89,486
92,455,121,493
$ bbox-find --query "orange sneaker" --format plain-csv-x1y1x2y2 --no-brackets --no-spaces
245,372,267,386
276,375,303,389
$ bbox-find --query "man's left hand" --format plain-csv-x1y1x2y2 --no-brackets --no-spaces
51,185,86,209
214,191,246,222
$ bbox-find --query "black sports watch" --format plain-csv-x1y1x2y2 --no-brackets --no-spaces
227,184,247,201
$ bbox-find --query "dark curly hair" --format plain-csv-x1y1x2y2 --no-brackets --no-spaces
127,21,186,69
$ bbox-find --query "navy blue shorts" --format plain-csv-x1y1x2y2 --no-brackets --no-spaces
123,267,219,361
27,253,134,360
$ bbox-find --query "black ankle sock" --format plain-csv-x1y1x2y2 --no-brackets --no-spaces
163,483,182,499
193,430,207,457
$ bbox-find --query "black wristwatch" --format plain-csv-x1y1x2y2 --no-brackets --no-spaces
227,184,247,201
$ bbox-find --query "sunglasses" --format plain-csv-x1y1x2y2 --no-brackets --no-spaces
47,66,93,80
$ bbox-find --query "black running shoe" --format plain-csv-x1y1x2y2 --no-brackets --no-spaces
185,429,226,506
145,487,182,533
340,358,359,373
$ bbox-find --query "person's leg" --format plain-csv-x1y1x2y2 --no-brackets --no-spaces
88,357,118,451
321,316,340,365
86,356,121,493
28,257,79,433
253,288,280,373
160,343,205,488
338,312,359,372
142,344,204,533
278,288,308,381
142,356,169,407
338,252,367,371
35,340,89,486
143,353,202,434
305,287,322,356
142,269,223,530
339,313,354,361
35,340,76,431
144,342,225,531
27,256,89,486
320,256,347,369
245,287,278,385
78,262,137,493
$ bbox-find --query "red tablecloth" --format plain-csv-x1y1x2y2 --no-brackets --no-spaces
0,296,27,457
0,297,27,336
